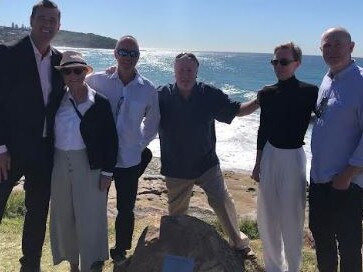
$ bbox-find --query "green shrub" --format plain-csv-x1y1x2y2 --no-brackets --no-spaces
206,217,260,240
239,218,259,240
4,191,26,219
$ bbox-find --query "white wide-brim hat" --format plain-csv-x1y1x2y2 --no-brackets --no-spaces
55,50,93,74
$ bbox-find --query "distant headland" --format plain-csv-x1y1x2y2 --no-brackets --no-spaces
0,25,117,49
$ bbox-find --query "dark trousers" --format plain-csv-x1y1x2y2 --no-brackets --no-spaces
111,148,152,258
309,182,362,272
0,139,52,269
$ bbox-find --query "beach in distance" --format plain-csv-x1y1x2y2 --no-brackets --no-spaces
62,47,363,174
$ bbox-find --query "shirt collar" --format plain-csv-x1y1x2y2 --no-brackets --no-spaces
327,60,355,80
66,84,96,104
110,69,145,86
29,35,52,59
171,82,199,96
277,75,297,86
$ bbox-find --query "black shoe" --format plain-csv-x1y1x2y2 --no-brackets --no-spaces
111,249,127,269
19,266,41,272
19,257,41,272
90,261,104,272
110,247,126,262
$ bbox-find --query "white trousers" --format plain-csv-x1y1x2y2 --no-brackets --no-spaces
50,149,109,272
165,165,250,249
257,142,306,272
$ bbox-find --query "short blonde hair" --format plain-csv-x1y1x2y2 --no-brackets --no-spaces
274,42,302,62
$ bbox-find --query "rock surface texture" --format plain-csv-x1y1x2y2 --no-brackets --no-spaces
118,215,245,272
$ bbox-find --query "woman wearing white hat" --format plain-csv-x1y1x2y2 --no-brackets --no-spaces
50,51,118,272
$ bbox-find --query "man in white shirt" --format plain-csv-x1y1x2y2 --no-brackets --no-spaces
309,27,363,272
86,35,160,265
0,1,64,271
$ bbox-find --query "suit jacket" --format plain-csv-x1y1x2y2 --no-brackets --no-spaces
0,36,64,166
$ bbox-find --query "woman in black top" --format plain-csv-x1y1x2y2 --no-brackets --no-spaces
252,43,318,272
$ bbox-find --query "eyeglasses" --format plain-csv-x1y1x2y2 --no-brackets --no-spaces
61,67,85,75
116,96,124,116
270,59,296,66
117,48,140,58
175,52,199,66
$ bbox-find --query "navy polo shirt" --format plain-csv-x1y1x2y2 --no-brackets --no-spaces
158,82,240,179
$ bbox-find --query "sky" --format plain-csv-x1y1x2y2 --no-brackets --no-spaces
0,0,362,57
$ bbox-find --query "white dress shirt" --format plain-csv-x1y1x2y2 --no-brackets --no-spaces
0,37,52,154
54,85,113,177
54,86,95,151
30,37,52,106
86,70,160,168
30,36,52,137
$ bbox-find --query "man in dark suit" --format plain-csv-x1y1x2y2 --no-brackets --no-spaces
0,1,64,271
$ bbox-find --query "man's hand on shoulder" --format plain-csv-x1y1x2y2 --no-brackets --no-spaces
106,66,117,75
0,151,11,182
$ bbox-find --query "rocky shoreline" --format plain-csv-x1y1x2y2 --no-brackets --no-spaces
107,157,259,223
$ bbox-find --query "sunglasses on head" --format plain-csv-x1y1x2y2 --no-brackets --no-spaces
117,48,139,58
270,59,296,66
60,67,85,75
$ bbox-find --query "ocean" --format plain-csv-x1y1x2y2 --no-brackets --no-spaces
59,47,363,175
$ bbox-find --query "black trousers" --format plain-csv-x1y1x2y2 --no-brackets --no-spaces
0,139,52,269
111,148,152,258
309,182,362,272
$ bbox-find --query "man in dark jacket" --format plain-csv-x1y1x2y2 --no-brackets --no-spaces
0,1,64,271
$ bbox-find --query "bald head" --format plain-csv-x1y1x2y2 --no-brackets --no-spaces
321,27,352,44
320,27,354,75
114,35,140,83
115,35,139,51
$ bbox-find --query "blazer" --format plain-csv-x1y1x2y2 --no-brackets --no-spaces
0,36,64,164
75,92,118,173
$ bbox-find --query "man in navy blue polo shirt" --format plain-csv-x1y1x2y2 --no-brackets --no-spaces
158,52,259,257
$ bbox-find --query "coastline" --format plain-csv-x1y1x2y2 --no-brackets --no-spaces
109,157,259,222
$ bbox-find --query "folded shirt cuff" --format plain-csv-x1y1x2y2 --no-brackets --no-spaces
0,145,8,154
101,171,113,177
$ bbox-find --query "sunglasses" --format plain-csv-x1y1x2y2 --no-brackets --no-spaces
270,59,296,66
315,96,329,118
61,67,85,75
175,52,199,66
117,48,140,58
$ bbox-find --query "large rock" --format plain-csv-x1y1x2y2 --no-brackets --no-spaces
120,215,244,272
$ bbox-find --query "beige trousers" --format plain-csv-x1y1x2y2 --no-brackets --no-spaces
165,164,250,249
50,149,109,272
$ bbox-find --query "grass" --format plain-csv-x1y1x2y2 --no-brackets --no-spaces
240,218,259,240
208,217,318,271
0,192,319,271
0,191,155,272
3,190,26,218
